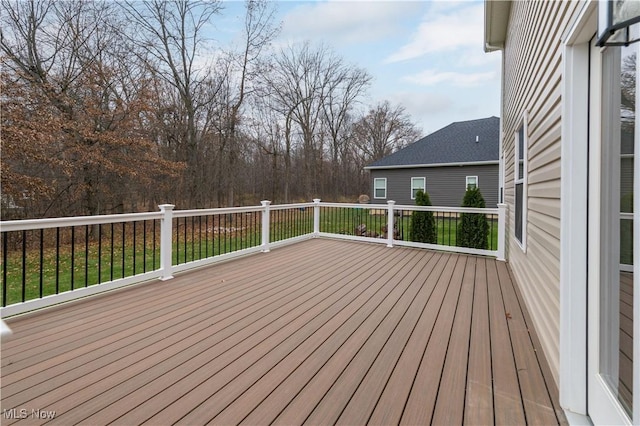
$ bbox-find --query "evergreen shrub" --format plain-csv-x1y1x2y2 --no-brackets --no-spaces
411,190,437,244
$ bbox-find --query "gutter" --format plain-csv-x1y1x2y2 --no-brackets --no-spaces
485,42,504,52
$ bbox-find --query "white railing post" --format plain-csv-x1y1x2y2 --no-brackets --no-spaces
497,203,508,261
261,200,271,252
159,204,175,280
313,199,321,237
387,200,396,247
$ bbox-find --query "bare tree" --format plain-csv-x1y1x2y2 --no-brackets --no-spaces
322,64,371,199
264,42,371,199
122,0,222,207
352,101,422,164
223,0,279,205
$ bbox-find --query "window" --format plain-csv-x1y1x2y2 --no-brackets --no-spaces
374,178,387,199
514,119,527,249
411,177,426,199
466,176,478,190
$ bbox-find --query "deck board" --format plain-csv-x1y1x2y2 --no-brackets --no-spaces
465,256,494,425
487,257,527,425
1,238,565,425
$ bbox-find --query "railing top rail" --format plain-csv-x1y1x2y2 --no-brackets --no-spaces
394,204,500,214
173,205,264,218
0,201,502,233
270,202,314,211
0,212,162,232
318,202,499,215
318,202,389,209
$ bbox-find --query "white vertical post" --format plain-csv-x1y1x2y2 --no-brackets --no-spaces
313,199,321,237
261,200,271,252
387,200,395,248
159,204,174,281
497,203,508,261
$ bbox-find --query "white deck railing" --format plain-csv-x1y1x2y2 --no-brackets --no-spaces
0,200,507,316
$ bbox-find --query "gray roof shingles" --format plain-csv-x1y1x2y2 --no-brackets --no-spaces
366,116,500,168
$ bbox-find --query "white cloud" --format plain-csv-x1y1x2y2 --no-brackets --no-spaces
383,91,454,134
281,1,422,44
385,2,484,63
403,69,497,87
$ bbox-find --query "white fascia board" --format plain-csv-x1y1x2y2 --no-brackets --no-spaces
364,160,499,170
484,0,511,52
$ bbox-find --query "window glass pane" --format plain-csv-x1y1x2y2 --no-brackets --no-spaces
518,126,525,160
467,176,477,189
411,178,425,199
600,42,634,417
518,161,524,180
374,179,386,198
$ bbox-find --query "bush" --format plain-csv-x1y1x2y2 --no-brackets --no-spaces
458,187,489,249
411,190,437,243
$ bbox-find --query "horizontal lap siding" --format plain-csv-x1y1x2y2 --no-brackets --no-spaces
370,165,499,207
502,0,581,384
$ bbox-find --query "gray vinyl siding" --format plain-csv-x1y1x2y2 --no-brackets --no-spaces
370,164,499,207
501,0,582,384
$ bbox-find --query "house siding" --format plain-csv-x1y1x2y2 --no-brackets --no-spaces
501,0,582,384
370,164,499,207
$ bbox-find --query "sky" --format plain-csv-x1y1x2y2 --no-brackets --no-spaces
219,0,501,136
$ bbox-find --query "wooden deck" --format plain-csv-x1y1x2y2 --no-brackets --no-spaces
1,238,565,425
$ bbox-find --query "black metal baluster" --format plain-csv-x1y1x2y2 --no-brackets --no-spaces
56,227,60,293
190,216,194,261
21,230,26,302
492,214,496,250
143,221,147,273
198,216,202,259
39,229,44,298
205,215,209,258
98,224,102,283
175,218,179,265
184,217,188,263
153,219,157,270
121,222,126,278
110,223,114,282
71,227,75,290
133,221,137,275
85,225,89,287
2,232,8,306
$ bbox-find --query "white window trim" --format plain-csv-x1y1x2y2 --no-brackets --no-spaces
374,178,387,199
514,114,528,252
466,175,479,190
410,177,426,200
559,11,592,416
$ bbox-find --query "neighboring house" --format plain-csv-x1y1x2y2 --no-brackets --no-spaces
364,116,500,207
485,1,637,424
